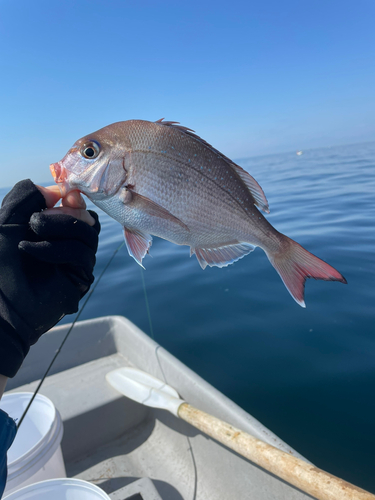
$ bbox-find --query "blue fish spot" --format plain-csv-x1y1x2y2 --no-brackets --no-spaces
171,146,174,149
194,154,197,157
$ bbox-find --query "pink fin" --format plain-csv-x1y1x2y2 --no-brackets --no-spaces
127,190,189,231
193,242,255,270
123,227,152,268
267,236,347,307
155,119,269,213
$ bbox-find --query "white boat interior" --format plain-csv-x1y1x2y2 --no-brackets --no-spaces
7,315,314,500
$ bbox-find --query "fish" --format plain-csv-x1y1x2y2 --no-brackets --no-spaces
50,118,347,307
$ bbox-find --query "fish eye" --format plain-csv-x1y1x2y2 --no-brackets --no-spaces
81,141,100,159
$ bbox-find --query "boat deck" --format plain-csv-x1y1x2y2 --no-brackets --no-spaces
7,316,314,500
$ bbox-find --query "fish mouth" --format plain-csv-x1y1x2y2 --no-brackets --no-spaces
50,161,64,182
50,161,70,197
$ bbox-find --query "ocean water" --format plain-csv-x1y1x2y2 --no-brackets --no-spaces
2,141,375,492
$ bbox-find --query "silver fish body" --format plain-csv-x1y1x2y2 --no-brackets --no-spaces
51,119,346,306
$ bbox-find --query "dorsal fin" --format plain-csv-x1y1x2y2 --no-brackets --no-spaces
155,118,195,133
230,164,269,214
155,119,270,214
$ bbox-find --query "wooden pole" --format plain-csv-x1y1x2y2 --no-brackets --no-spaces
178,403,375,500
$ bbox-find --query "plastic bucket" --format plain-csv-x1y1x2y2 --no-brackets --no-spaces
0,392,65,496
3,478,111,499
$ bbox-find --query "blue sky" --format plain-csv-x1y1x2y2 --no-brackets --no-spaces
0,0,374,187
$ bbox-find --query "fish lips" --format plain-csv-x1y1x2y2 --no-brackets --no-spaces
50,161,71,197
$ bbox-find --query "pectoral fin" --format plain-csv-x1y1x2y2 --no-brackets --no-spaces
123,227,152,268
121,188,189,231
192,242,255,270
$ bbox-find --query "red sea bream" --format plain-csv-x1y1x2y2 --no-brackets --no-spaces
50,119,346,307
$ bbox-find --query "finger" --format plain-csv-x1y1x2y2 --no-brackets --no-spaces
29,212,100,250
42,206,96,226
0,180,47,225
61,191,86,209
36,185,62,208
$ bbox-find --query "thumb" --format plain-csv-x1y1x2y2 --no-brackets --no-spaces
36,185,62,208
37,186,86,210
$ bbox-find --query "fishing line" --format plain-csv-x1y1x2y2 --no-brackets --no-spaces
17,240,125,429
140,267,154,339
147,292,198,500
140,268,166,387
140,267,167,389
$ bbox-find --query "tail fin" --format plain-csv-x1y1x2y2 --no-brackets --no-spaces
267,235,347,307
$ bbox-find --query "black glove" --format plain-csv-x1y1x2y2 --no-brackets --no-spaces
0,179,101,377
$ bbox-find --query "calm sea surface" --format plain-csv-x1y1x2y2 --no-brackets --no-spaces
3,141,375,492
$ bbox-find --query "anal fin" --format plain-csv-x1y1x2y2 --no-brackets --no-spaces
123,227,152,268
192,242,255,270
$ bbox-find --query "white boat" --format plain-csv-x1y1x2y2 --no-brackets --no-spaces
3,316,357,499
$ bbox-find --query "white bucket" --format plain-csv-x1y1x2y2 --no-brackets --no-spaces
3,478,111,499
0,392,66,496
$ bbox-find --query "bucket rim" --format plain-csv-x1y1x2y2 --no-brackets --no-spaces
6,408,63,481
3,477,111,499
1,393,61,476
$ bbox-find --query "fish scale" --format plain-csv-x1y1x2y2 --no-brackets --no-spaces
128,151,251,245
129,122,256,213
126,123,259,241
50,118,347,306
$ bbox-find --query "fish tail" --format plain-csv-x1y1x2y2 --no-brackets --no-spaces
266,234,347,307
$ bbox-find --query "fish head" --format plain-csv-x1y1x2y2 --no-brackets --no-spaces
50,125,128,201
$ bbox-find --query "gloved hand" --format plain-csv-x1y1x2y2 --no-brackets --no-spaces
0,179,101,377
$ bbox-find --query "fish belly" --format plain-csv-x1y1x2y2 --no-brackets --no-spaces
93,194,191,245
